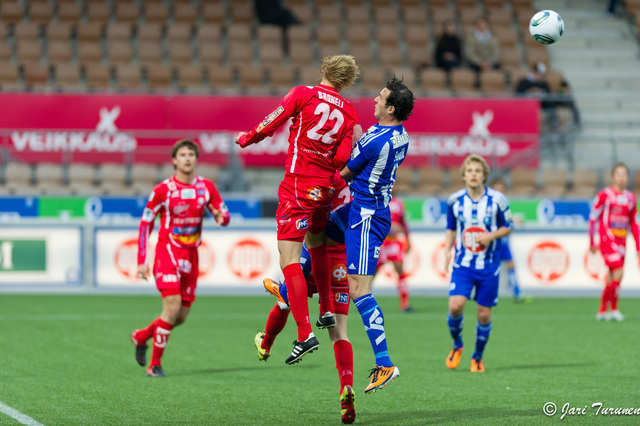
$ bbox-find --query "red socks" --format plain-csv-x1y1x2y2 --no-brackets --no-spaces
333,340,354,392
282,263,312,342
308,244,334,316
263,304,290,350
398,273,409,310
610,280,620,311
135,317,160,344
150,319,173,367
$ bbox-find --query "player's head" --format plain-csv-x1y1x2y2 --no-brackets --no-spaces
320,55,360,91
489,176,506,193
460,154,490,187
381,76,415,122
171,139,200,171
611,162,629,189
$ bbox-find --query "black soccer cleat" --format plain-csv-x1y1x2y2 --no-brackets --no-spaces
316,312,336,329
146,365,167,377
130,330,148,367
285,335,320,365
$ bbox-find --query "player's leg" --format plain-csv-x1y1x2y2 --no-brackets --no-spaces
306,229,336,328
329,314,355,424
278,239,319,364
446,267,472,369
609,266,624,321
145,294,181,377
470,271,499,373
393,260,411,312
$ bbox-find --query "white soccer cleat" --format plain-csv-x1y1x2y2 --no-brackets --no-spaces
609,310,624,321
596,312,611,321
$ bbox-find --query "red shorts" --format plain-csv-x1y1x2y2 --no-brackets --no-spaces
306,245,350,315
378,239,405,266
153,242,199,307
600,241,626,271
276,176,336,242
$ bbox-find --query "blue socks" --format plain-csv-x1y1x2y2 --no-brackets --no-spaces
508,268,520,298
473,321,492,360
354,294,393,368
447,313,464,349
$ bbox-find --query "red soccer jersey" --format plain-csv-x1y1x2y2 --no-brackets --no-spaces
589,187,640,252
138,175,228,265
237,84,358,179
387,197,409,241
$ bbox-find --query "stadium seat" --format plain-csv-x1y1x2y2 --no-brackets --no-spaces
14,22,41,41
228,43,254,67
130,164,159,194
0,2,24,25
168,41,193,64
196,24,222,45
346,23,370,48
29,1,53,25
174,3,197,24
537,168,568,197
288,43,314,68
359,67,388,93
0,64,20,88
486,8,513,27
268,66,296,92
68,164,99,195
238,66,266,90
459,9,485,27
567,168,599,198
84,63,112,89
289,5,312,24
47,41,73,64
402,6,427,26
23,63,50,87
57,3,82,23
418,68,447,93
16,40,43,64
35,163,67,195
137,42,164,66
345,6,370,25
115,64,143,88
86,3,112,24
259,44,284,68
138,23,164,44
144,3,169,24
54,63,82,89
408,47,430,70
447,167,465,190
147,66,173,89
509,168,538,196
450,68,478,93
106,23,133,43
4,163,34,194
167,24,193,44
417,168,446,195
257,25,283,47
316,23,341,45
175,64,204,90
230,2,255,25
202,3,226,25
206,65,234,89
480,70,507,93
393,167,416,194
198,43,224,65
108,41,134,64
99,163,129,195
405,25,430,49
379,45,404,69
431,7,456,24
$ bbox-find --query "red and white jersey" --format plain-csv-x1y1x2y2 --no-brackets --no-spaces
386,197,409,241
331,171,351,212
138,175,228,265
589,187,640,252
237,84,358,180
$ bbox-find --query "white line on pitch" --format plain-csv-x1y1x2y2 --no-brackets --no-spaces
0,401,44,426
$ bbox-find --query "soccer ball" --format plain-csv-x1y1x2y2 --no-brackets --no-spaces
529,10,564,45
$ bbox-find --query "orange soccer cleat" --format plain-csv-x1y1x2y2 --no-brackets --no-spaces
446,347,463,369
364,366,400,394
470,358,485,373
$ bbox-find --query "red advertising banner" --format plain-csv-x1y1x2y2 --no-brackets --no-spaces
0,93,539,167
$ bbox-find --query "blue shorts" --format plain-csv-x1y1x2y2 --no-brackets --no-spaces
449,265,500,307
324,203,350,245
500,241,513,262
345,204,391,276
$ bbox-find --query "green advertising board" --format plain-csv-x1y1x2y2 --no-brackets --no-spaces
0,240,46,271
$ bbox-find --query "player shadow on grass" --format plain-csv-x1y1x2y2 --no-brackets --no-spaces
170,364,321,376
365,408,540,424
491,362,597,371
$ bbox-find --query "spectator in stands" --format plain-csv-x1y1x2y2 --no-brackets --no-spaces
465,18,501,72
255,0,299,28
515,61,551,96
435,20,462,72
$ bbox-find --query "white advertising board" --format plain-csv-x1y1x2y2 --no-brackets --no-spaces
0,226,82,285
95,227,640,290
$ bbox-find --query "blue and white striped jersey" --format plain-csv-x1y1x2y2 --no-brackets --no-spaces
446,187,513,270
345,124,409,210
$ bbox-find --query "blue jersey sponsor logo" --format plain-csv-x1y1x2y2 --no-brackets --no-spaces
296,218,309,230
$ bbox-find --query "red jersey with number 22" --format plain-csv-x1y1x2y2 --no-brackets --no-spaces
237,84,358,179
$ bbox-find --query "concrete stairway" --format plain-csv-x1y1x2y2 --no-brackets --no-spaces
535,0,640,171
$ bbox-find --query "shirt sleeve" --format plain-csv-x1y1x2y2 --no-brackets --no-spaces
495,195,513,230
237,86,304,147
332,108,358,169
137,184,166,266
206,180,230,226
345,133,369,175
446,198,457,231
588,191,605,247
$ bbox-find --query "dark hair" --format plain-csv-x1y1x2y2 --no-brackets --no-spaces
171,139,200,159
385,76,415,122
611,162,628,176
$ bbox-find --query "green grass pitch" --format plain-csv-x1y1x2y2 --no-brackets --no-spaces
0,294,639,425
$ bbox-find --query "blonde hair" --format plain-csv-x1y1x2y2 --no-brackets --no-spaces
460,154,490,183
320,55,360,91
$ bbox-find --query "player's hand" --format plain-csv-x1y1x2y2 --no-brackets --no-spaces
137,264,149,281
208,203,230,226
352,125,362,147
589,245,598,254
475,232,493,247
235,132,247,146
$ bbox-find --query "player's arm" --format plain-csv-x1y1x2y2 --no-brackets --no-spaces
476,195,513,246
235,87,303,148
333,122,361,169
205,181,230,227
588,192,605,252
629,195,640,253
340,130,368,180
137,185,166,280
444,199,457,268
